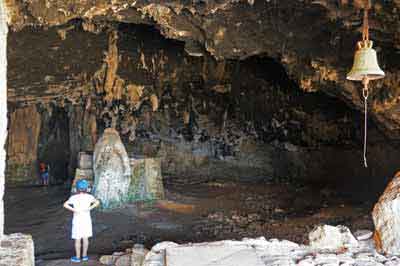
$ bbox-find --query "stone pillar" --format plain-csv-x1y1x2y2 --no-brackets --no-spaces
0,0,8,238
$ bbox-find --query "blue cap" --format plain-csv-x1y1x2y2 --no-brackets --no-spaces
76,179,89,191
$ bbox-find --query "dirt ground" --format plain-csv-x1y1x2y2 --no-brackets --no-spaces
4,179,375,265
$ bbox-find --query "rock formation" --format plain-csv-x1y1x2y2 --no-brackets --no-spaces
129,157,164,201
372,171,400,255
93,128,131,209
134,231,385,266
6,106,41,184
309,224,358,250
4,1,400,138
2,0,400,199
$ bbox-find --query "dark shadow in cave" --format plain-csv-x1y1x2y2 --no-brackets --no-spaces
37,104,70,184
232,54,397,202
4,18,397,262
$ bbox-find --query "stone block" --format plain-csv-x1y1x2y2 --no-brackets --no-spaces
372,171,400,254
0,233,34,266
166,243,264,266
93,128,131,209
129,157,164,201
309,225,358,249
78,152,93,169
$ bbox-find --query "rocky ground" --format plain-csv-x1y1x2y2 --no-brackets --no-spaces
4,177,376,265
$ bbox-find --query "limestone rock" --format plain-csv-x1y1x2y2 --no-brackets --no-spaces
93,128,131,209
129,157,164,201
131,244,149,266
143,242,178,266
354,230,373,241
115,254,131,266
372,171,400,255
309,224,358,249
78,152,92,169
99,255,118,265
6,105,41,184
0,233,34,266
142,235,400,266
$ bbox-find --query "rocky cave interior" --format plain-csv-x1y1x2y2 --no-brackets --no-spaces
2,0,400,264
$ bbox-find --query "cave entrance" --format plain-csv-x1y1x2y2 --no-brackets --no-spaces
2,17,393,262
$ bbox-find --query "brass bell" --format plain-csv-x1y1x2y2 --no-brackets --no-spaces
347,40,385,81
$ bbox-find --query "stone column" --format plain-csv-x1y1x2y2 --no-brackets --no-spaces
0,0,8,238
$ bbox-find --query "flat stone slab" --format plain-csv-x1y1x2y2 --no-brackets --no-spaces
143,235,400,266
166,243,264,266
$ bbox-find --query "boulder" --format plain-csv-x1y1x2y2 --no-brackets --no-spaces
0,233,34,266
99,252,125,266
115,254,131,266
131,244,149,266
99,255,118,265
308,225,358,249
372,171,400,254
93,128,131,209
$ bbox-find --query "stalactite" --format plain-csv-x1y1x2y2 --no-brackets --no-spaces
104,29,119,103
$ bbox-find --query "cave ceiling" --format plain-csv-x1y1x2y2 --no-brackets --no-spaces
4,0,400,137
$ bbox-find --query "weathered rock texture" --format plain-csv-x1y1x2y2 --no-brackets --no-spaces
309,224,358,250
0,0,8,237
3,1,400,198
0,233,34,266
4,1,400,136
99,245,149,266
6,105,41,184
93,128,131,209
140,233,393,266
372,171,400,255
130,157,164,201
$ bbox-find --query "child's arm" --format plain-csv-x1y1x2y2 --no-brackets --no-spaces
88,199,100,211
63,201,76,213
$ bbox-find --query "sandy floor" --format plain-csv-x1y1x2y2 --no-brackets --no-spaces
4,180,375,265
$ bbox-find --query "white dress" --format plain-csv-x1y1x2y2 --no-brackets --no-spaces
66,193,96,239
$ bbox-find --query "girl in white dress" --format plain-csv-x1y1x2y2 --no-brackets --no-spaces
64,179,100,263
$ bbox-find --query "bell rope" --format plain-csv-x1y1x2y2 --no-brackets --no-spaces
362,77,369,168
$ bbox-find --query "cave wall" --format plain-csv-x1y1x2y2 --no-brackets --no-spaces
6,105,41,184
4,17,400,198
3,0,400,139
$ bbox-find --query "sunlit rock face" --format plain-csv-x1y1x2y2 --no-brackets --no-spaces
372,171,400,255
4,1,400,199
129,157,164,201
5,105,41,184
309,224,358,250
4,0,400,138
93,128,131,209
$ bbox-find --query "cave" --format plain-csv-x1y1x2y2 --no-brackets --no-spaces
1,1,400,266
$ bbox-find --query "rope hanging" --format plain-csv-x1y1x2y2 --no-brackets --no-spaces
362,5,369,42
362,78,369,168
361,0,371,168
347,0,385,168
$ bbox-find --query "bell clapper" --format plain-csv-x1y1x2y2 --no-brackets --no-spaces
362,77,370,168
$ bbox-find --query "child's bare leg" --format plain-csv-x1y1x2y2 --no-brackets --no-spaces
82,238,89,257
74,239,81,258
